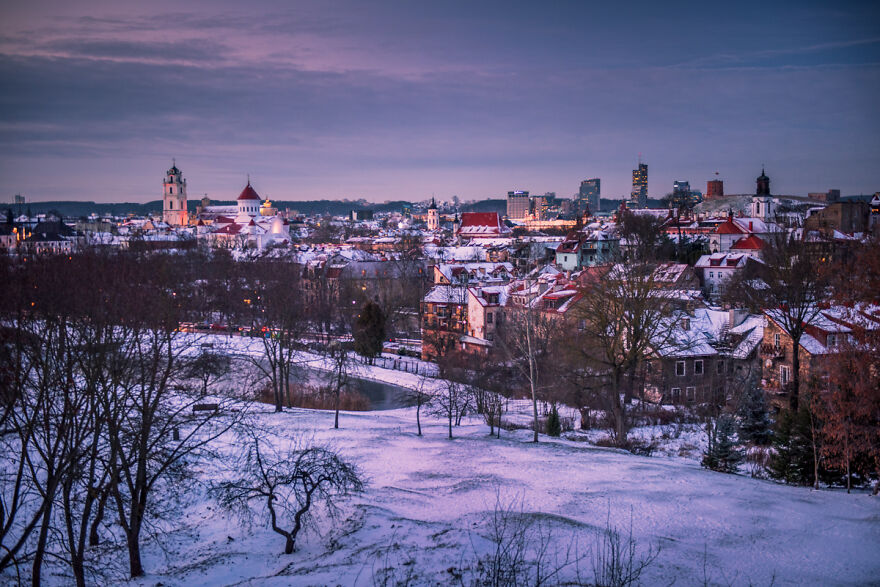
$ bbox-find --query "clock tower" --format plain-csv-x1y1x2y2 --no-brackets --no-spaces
163,161,188,226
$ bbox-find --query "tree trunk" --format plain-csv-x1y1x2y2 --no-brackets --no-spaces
416,403,422,436
127,530,144,578
284,535,295,555
791,343,801,411
32,499,54,586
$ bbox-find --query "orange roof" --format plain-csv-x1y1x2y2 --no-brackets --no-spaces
730,235,765,250
715,217,746,235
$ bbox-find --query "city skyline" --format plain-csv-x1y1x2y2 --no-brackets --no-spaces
1,0,879,203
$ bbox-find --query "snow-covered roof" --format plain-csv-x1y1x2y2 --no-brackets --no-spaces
424,285,469,305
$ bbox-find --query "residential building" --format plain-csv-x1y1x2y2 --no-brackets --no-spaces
421,285,469,360
760,305,880,410
803,201,872,236
695,253,749,299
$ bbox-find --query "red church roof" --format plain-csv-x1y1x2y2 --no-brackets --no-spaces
238,183,261,201
730,235,765,250
457,212,509,237
715,217,746,235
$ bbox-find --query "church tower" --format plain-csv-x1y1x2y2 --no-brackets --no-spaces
163,161,188,226
751,167,775,221
427,197,440,231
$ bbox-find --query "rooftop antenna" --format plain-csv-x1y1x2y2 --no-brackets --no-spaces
247,173,251,186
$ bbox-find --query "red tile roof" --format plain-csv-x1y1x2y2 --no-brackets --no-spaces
715,217,746,235
730,235,765,250
237,183,261,201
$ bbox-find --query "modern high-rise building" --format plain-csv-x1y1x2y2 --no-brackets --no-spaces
507,190,530,219
579,178,600,214
630,163,648,208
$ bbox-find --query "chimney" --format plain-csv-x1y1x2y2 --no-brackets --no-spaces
749,221,753,231
728,308,747,328
681,317,690,331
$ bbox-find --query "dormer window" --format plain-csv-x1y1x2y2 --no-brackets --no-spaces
827,334,837,347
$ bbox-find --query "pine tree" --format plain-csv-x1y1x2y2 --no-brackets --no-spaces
769,407,816,485
702,414,743,473
738,386,773,446
545,404,562,437
353,300,386,365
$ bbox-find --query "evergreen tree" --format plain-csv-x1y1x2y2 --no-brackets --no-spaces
769,407,816,485
353,300,386,365
738,386,773,446
702,414,743,473
545,404,562,437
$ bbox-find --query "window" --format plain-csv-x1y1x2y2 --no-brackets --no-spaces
780,365,791,385
694,360,703,375
774,333,781,348
686,387,696,402
170,187,174,195
826,334,837,347
709,271,714,278
487,312,493,324
671,388,681,403
675,361,686,376
716,361,724,375
578,319,586,331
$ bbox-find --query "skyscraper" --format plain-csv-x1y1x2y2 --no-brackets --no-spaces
579,178,600,214
507,190,530,219
630,162,648,208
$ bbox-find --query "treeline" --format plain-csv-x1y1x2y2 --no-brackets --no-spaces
0,251,254,584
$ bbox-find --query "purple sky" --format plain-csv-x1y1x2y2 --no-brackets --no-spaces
1,0,878,204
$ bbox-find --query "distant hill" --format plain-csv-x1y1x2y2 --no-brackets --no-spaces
460,199,506,214
3,199,415,218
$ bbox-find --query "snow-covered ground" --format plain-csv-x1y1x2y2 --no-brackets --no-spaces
82,333,876,586
118,405,880,586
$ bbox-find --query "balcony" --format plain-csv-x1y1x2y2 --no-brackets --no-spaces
760,343,785,359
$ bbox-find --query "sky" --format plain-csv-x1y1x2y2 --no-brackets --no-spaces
1,0,878,204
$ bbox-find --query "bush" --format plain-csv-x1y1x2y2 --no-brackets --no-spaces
702,414,743,474
545,405,562,437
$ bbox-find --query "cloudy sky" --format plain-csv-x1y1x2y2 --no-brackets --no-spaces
1,0,878,203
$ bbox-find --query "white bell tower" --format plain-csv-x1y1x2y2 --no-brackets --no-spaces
163,160,188,226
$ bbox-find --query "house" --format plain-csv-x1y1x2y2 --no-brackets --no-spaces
433,262,514,286
694,253,750,299
554,227,619,271
420,285,469,360
646,308,763,406
466,285,508,344
761,305,880,410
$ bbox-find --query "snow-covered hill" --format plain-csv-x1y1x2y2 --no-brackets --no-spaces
119,402,880,586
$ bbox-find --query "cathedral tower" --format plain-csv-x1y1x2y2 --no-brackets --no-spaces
163,161,188,226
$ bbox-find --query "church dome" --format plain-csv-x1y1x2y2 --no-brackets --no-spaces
238,182,261,201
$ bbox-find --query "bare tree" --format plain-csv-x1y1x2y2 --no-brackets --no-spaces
723,232,830,410
213,435,363,554
495,290,559,443
565,262,681,447
244,259,308,412
324,341,352,429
